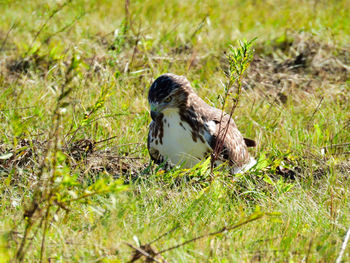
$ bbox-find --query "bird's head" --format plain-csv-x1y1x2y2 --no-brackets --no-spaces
148,73,191,121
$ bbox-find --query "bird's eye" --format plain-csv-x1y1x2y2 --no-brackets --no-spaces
164,96,172,103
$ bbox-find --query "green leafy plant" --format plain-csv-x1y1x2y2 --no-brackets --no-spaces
211,39,256,172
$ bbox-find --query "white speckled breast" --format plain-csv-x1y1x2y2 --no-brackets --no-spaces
149,108,211,168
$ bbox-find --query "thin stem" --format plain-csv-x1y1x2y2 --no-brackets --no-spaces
157,214,264,255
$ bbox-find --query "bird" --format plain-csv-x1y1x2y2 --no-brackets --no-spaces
147,73,256,173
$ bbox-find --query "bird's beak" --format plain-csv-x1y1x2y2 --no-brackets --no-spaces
150,103,158,112
151,110,159,121
150,103,162,121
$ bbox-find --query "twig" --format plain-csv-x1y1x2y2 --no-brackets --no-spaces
40,204,51,263
336,227,350,263
129,20,142,70
0,106,36,112
126,243,162,263
89,155,142,160
0,21,17,52
94,135,143,146
42,10,86,43
305,237,313,263
65,112,131,144
158,23,180,43
26,0,73,55
306,96,323,129
330,119,350,146
210,40,255,173
190,14,209,40
94,136,119,145
157,213,264,255
125,0,130,29
148,226,179,246
329,151,350,156
14,46,77,262
323,143,350,150
62,189,114,204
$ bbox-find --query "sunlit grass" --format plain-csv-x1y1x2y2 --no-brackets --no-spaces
0,0,349,262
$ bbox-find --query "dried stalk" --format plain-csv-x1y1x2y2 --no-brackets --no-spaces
210,39,255,173
336,227,350,263
157,213,264,255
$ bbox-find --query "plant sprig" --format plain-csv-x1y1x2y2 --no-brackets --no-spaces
211,38,256,173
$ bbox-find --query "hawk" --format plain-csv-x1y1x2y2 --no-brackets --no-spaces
147,73,256,173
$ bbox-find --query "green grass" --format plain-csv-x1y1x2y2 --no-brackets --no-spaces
0,0,349,262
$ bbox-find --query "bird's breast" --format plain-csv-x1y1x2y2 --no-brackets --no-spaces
149,110,211,168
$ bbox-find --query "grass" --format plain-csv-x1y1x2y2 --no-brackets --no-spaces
0,0,349,262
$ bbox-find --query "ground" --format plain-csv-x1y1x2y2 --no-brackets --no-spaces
0,0,349,262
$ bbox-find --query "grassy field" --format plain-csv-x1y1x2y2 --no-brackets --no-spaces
0,0,349,262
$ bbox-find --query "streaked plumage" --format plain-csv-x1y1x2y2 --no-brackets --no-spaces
147,73,256,172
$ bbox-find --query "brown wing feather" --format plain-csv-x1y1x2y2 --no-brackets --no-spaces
147,121,163,164
204,107,250,167
244,138,256,147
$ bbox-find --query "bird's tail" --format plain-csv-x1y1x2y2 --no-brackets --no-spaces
233,157,257,174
